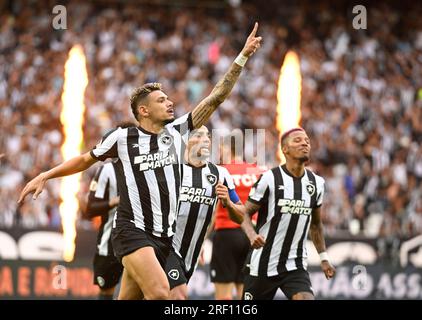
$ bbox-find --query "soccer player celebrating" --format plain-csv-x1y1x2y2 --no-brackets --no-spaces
210,140,266,300
18,23,262,300
82,160,123,300
79,122,134,300
165,126,242,299
223,128,336,300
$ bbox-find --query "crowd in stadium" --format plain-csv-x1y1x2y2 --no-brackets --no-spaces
1,0,421,245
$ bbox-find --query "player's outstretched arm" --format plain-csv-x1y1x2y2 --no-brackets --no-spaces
191,22,262,128
18,152,97,203
310,207,336,279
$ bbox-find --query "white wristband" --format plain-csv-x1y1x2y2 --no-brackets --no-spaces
319,252,329,262
234,53,248,67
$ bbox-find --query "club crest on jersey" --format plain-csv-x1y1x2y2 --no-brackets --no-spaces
244,292,253,300
168,269,179,280
159,134,173,147
96,276,105,287
306,184,315,196
206,174,217,186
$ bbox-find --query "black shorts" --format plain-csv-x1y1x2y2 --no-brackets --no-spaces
111,218,172,268
93,254,123,289
210,228,250,283
243,269,314,300
164,250,189,290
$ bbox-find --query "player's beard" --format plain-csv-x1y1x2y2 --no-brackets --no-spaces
163,118,174,125
298,155,309,163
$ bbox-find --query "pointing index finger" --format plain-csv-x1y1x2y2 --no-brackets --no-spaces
248,22,258,38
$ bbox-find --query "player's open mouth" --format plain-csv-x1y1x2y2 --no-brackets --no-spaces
199,145,210,153
167,108,174,115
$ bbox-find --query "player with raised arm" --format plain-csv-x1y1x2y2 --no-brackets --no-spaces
18,23,262,300
79,122,134,299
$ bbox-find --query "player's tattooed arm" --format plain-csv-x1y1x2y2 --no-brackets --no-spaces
311,206,336,279
243,200,261,217
191,62,242,128
309,206,327,253
191,22,262,128
18,152,97,203
240,201,266,249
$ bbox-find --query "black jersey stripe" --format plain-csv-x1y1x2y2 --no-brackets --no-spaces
255,187,269,231
179,167,203,259
277,173,302,273
105,162,120,256
114,156,132,221
163,127,181,235
96,179,110,248
306,170,317,208
293,170,317,269
149,135,171,237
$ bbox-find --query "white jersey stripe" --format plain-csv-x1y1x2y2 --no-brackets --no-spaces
98,211,115,256
267,214,291,276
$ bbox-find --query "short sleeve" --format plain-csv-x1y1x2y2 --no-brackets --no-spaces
165,113,193,144
218,166,239,203
316,176,325,207
247,171,271,205
90,127,121,161
219,166,236,190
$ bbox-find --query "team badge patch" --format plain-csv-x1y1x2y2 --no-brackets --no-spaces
244,292,253,300
97,276,105,287
206,174,217,186
168,269,179,280
306,184,315,196
159,135,173,147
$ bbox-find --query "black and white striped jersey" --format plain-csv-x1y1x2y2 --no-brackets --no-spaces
90,113,193,238
247,164,325,277
86,162,117,257
172,163,237,278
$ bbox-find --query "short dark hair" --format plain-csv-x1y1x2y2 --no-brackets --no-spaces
116,121,135,129
130,82,162,120
281,127,305,146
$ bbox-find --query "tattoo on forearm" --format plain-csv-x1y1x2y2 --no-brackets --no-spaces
192,62,243,127
310,223,326,252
